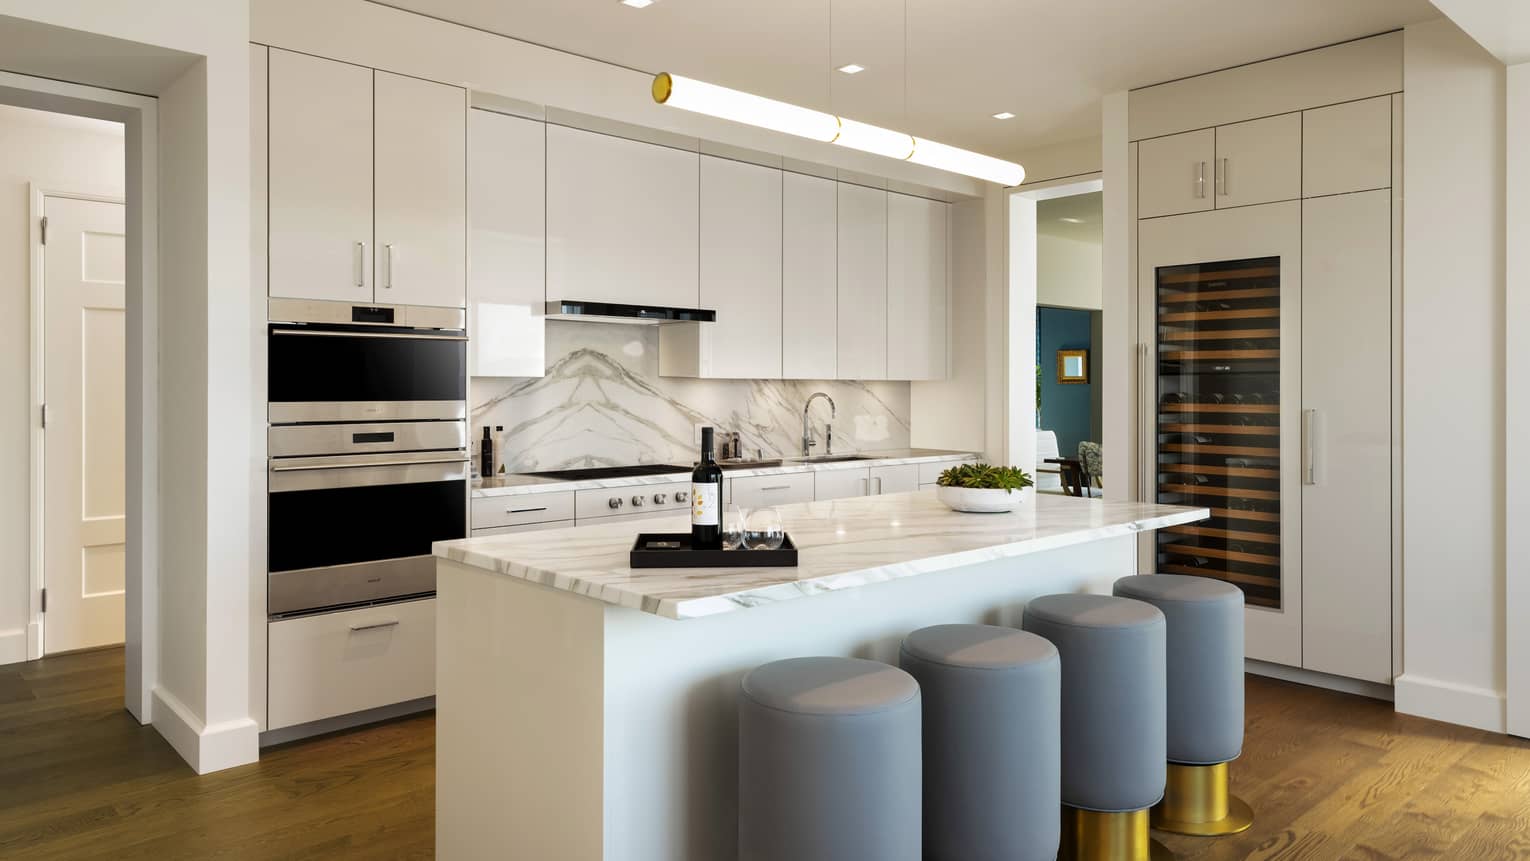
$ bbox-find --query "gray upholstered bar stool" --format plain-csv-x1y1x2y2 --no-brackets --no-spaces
1114,574,1252,837
738,656,922,861
899,624,1061,861
1022,594,1170,861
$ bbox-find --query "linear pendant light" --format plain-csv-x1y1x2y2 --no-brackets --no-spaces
653,73,1025,186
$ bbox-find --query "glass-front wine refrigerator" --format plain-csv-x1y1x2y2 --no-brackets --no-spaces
1153,257,1283,608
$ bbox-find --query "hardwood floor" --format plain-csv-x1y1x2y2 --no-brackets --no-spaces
2,648,1528,859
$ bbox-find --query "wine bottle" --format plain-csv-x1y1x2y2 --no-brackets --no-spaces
691,427,724,550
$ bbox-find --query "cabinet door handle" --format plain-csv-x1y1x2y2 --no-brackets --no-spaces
1216,158,1228,197
354,241,366,288
383,243,394,290
349,619,399,633
875,476,884,495
861,477,869,495
1302,408,1318,485
1196,161,1206,199
508,506,548,514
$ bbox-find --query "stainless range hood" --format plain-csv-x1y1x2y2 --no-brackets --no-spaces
543,300,716,324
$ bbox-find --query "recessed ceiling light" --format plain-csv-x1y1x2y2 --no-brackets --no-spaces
1059,217,1086,224
620,0,654,7
992,111,1016,120
837,64,866,75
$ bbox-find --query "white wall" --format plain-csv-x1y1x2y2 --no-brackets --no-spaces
911,200,994,457
1018,136,1103,186
0,0,256,772
1037,232,1103,310
0,106,124,664
1396,18,1508,732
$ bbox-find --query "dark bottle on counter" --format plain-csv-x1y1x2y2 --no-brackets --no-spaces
691,427,724,550
480,426,495,479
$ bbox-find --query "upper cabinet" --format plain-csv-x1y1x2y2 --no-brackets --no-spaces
836,183,889,381
267,49,466,309
887,192,948,380
468,109,546,378
1302,96,1391,198
546,125,699,309
374,71,466,309
1137,129,1214,219
782,172,838,380
1213,113,1301,209
268,49,374,304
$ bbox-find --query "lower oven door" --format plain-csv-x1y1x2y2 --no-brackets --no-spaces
268,457,467,617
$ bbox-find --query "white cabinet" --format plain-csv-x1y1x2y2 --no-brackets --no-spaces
886,193,948,380
1302,96,1391,198
1214,113,1301,209
782,172,839,379
546,125,699,309
268,49,374,304
1300,190,1392,684
730,473,815,509
869,463,920,495
469,109,546,377
815,467,869,501
471,491,575,531
374,71,466,308
1137,129,1214,219
919,457,972,486
267,598,436,730
661,156,783,379
836,183,888,380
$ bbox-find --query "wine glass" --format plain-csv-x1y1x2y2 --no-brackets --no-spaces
721,505,748,551
744,508,785,551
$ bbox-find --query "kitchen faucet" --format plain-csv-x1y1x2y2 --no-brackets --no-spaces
801,392,836,457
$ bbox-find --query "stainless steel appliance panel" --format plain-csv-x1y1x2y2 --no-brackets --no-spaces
269,421,467,459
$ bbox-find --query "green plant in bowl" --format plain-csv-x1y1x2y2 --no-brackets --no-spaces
936,463,1035,493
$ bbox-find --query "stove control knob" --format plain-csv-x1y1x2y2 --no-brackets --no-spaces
675,490,688,503
653,493,668,505
608,497,623,510
631,495,646,507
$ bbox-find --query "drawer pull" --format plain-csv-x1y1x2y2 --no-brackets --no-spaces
760,485,791,491
509,506,548,514
348,619,400,633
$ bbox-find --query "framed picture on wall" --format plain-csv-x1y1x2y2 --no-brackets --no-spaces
1057,349,1089,384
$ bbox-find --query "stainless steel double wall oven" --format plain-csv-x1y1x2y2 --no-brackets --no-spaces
267,301,468,617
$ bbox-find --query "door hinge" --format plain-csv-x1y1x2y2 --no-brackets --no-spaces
40,589,46,613
40,216,47,246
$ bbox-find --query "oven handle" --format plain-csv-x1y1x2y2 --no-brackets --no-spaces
271,455,471,472
271,328,467,342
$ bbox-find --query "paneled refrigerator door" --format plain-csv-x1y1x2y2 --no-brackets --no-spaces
1138,201,1303,667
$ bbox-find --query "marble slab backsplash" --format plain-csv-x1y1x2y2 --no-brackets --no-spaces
471,321,911,472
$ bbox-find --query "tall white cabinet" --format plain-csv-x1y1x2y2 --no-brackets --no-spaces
1133,39,1399,685
267,48,466,309
887,193,948,380
468,108,546,378
836,183,889,381
781,172,838,379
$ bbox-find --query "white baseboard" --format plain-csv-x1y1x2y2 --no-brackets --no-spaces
0,628,26,665
1245,659,1394,701
151,686,260,774
1394,673,1506,733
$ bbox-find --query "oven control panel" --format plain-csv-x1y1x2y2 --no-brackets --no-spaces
576,481,693,521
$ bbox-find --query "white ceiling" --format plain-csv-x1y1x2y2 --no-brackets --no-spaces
382,0,1440,161
1038,191,1101,242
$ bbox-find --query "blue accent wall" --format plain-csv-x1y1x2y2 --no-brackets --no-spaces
1037,307,1095,458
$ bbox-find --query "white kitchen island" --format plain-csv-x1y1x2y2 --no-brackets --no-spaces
432,490,1207,861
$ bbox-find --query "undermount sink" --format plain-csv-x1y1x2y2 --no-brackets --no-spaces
789,454,877,464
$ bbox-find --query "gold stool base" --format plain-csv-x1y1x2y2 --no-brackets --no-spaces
1150,762,1254,837
1060,806,1177,860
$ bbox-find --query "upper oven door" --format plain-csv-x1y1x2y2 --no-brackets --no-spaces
268,326,467,423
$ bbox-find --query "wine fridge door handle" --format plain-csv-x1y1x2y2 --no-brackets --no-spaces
1302,408,1317,485
1140,341,1153,502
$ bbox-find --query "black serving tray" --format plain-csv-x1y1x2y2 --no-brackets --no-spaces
630,533,799,568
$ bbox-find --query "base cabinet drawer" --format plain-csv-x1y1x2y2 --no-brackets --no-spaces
730,473,815,508
268,598,435,731
471,491,575,530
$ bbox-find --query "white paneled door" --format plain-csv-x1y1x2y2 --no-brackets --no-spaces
43,196,126,654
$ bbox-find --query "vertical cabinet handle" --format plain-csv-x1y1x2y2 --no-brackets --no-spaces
875,476,884,495
354,241,366,288
383,244,394,290
1216,158,1228,197
1302,408,1318,485
1196,161,1206,199
861,477,869,495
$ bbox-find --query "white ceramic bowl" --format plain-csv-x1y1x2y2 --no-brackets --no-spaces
936,485,1024,513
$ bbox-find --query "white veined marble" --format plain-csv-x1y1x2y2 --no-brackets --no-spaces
435,491,1210,620
470,321,911,472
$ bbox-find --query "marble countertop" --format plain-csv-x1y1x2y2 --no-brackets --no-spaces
471,448,978,497
435,491,1209,620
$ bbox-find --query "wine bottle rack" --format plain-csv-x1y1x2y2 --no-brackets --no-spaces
1154,256,1282,609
